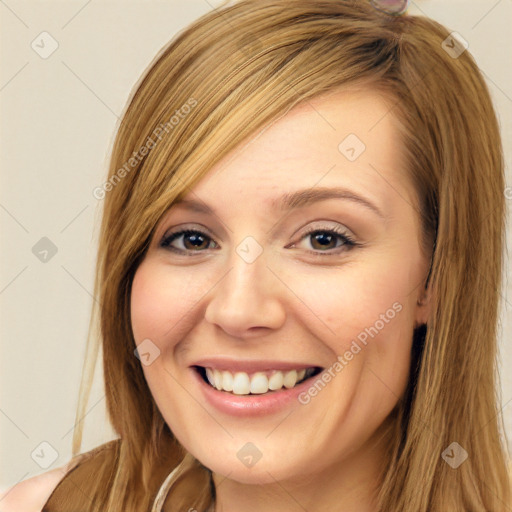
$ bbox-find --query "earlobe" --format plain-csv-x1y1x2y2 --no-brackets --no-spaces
415,246,435,327
415,285,432,327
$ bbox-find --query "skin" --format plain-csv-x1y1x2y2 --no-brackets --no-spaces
130,88,432,512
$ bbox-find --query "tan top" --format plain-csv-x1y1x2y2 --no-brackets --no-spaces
42,439,214,512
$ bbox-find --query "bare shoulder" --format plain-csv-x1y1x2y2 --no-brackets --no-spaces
0,460,78,512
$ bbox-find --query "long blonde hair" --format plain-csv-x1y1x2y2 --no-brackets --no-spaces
72,1,511,510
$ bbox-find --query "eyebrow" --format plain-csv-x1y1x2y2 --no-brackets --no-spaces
271,187,384,218
173,186,385,219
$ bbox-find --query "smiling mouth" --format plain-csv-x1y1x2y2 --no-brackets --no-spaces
193,366,324,395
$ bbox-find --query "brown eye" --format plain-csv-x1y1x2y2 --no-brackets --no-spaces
309,231,339,251
161,229,217,253
291,226,359,256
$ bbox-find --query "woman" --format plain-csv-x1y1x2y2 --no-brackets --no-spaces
4,0,510,510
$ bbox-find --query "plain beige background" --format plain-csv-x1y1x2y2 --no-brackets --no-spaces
1,0,511,491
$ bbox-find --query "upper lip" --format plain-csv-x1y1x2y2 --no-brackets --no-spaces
190,357,323,373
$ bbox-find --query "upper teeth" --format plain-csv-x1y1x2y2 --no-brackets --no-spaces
204,368,314,395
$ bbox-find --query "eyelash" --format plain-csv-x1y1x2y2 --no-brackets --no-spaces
159,225,359,257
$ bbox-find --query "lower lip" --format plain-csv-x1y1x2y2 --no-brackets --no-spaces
191,368,319,417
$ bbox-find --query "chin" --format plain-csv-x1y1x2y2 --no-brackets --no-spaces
208,458,299,485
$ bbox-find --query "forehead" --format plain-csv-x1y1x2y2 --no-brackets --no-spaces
177,88,413,215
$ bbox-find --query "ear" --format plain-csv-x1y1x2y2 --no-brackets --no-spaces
414,282,432,328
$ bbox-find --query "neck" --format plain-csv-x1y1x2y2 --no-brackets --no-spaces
211,416,395,512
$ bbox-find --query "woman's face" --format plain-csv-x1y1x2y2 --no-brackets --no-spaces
130,89,431,485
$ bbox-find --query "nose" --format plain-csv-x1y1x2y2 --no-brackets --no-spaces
203,247,286,339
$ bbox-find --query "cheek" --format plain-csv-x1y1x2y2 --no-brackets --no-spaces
288,252,419,396
130,259,202,347
293,255,417,339
130,262,172,344
130,260,205,416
